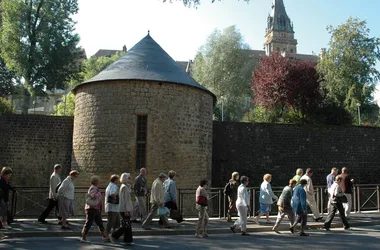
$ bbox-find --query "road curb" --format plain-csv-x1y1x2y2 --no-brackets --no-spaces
3,220,379,238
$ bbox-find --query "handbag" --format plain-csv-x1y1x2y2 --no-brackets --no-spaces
107,195,119,204
196,195,208,206
334,195,348,203
85,193,99,207
157,206,170,216
170,209,182,220
122,217,133,243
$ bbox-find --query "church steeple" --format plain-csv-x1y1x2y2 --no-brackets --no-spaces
268,0,294,33
264,0,297,57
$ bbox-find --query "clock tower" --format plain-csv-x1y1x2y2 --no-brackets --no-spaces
264,0,298,58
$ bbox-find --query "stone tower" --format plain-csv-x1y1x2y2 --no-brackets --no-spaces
71,33,215,188
264,0,298,58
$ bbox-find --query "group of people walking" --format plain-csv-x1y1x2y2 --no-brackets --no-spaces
0,163,355,242
223,167,354,236
35,166,183,245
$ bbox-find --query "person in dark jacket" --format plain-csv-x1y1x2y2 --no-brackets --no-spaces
224,172,239,222
291,179,309,236
132,168,148,222
340,168,354,218
0,167,15,229
272,179,297,234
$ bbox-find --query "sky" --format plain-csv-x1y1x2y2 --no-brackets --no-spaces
74,0,380,101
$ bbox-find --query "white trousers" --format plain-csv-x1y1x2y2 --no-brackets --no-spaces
343,193,352,217
234,206,248,232
327,193,333,214
306,195,321,219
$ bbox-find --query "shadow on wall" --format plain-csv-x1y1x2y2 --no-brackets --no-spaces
212,121,380,187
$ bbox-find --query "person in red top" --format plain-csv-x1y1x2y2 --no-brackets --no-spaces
340,167,354,217
81,176,108,243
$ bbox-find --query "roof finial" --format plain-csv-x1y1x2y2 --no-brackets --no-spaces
148,30,150,35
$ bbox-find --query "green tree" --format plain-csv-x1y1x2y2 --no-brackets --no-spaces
53,52,124,116
0,96,15,113
191,26,257,121
317,17,380,123
0,0,82,114
0,57,17,97
0,0,17,97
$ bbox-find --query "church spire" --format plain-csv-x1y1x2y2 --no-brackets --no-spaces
268,0,294,33
264,0,297,57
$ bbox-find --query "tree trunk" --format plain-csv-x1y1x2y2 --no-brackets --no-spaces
21,86,31,114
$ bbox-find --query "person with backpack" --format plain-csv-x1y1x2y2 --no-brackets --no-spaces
224,172,239,222
38,164,62,224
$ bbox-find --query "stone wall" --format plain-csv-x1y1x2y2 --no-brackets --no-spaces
212,122,380,187
0,114,73,186
73,80,214,189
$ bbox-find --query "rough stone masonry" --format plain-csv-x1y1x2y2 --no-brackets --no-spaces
72,81,214,189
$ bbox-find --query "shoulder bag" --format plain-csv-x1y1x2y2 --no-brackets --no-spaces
196,195,208,206
107,194,119,204
333,185,348,203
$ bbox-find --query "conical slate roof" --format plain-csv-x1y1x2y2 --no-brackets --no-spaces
73,33,215,99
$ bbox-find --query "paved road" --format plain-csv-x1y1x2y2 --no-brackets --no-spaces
1,226,380,250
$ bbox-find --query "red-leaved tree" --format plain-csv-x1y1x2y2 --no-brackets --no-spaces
252,53,320,116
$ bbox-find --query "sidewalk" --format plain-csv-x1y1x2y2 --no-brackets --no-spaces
3,211,380,238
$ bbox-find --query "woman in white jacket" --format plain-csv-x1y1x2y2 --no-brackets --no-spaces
230,176,250,236
109,173,134,245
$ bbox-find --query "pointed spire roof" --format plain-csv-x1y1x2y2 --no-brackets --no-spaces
73,33,215,99
269,0,294,33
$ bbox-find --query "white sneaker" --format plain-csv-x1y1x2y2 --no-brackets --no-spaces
254,217,259,224
80,238,90,243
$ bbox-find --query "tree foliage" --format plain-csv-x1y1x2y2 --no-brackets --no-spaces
0,96,15,113
0,57,18,97
317,17,380,121
0,0,82,113
252,52,320,120
191,26,257,121
0,0,17,97
53,52,124,116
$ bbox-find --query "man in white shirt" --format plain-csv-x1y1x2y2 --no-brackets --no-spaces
324,175,350,230
38,164,62,224
301,168,323,222
142,173,169,230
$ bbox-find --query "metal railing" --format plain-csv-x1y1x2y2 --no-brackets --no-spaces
9,184,380,219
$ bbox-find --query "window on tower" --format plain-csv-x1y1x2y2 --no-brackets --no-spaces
136,115,148,170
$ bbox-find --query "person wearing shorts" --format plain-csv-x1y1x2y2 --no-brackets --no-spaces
255,174,278,224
